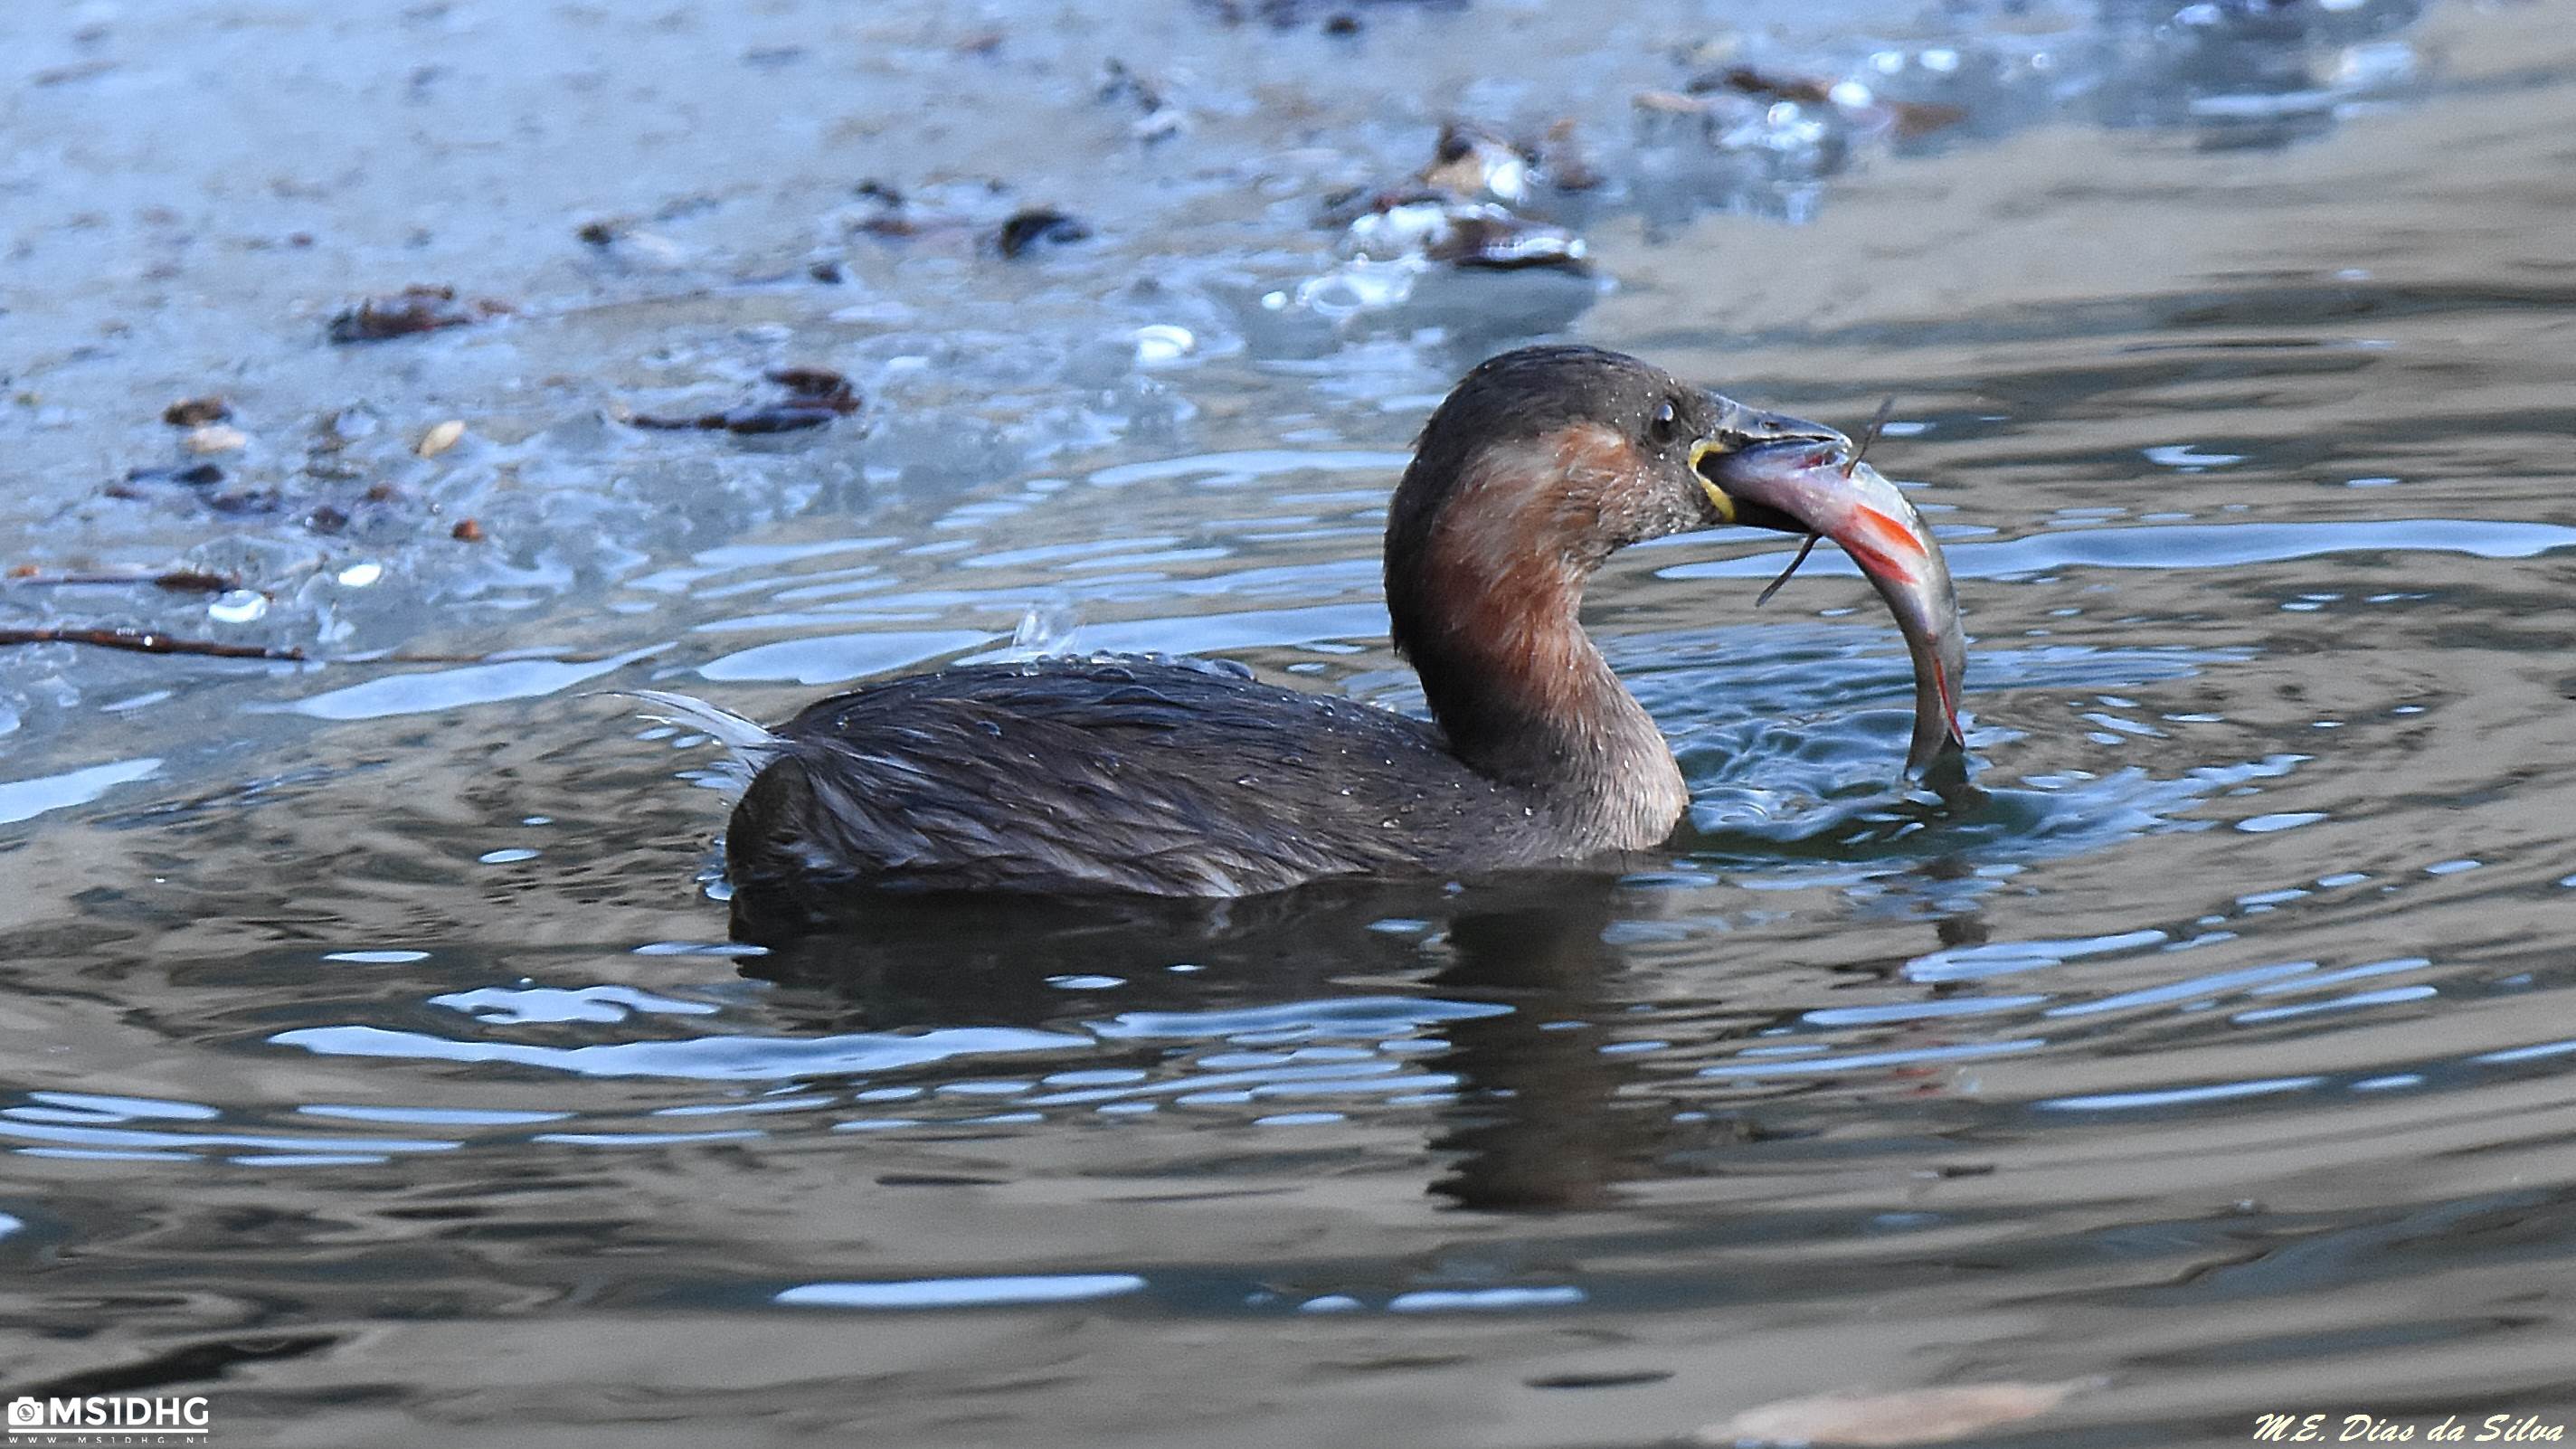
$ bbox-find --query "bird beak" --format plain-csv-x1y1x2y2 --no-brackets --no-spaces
1692,405,1967,779
1685,401,1850,529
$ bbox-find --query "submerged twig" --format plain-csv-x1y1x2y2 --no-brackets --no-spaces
0,630,656,668
0,628,303,660
5,569,242,594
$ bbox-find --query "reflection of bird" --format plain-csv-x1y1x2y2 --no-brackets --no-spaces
733,870,1732,1215
732,878,1439,1025
1417,875,1642,1212
714,346,1961,906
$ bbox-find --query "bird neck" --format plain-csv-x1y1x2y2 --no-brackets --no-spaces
1388,516,1688,852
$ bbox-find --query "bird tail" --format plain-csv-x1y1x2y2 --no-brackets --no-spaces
607,689,783,795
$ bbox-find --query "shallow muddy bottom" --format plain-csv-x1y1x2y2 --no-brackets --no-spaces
2,2,2573,1445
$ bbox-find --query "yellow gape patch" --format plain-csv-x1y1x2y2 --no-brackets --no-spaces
1687,439,1738,522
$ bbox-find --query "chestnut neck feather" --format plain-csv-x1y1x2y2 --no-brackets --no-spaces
1384,425,1689,850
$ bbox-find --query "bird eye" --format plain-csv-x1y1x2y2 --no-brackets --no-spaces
1649,400,1680,444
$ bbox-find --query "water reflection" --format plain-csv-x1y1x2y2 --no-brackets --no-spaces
735,873,1708,1211
1416,878,1653,1212
735,872,1809,1215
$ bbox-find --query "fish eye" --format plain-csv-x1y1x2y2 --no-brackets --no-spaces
1648,399,1680,444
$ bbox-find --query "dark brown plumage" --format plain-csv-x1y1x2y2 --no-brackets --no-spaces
726,656,1541,898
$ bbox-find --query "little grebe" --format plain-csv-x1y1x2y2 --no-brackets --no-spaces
712,346,1964,902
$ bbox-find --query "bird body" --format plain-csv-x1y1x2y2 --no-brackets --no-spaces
727,657,1568,899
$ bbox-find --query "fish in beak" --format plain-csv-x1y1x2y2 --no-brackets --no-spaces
1690,400,1967,779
